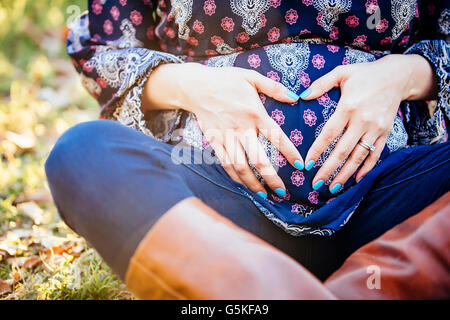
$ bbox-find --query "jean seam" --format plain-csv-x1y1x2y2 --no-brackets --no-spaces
371,158,450,193
152,147,249,199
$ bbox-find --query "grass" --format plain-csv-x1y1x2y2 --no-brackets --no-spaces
0,0,134,299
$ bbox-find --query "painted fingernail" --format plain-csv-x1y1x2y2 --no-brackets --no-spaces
256,191,267,199
330,183,341,194
287,90,300,101
300,88,311,99
294,159,304,170
275,188,286,197
312,179,324,191
305,160,315,171
356,177,363,183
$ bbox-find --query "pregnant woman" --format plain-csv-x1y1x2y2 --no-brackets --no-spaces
46,0,449,288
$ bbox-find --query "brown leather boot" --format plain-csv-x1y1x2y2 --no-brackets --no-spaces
124,197,336,300
125,193,450,299
325,192,450,299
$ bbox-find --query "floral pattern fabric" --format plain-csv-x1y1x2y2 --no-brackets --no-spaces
67,0,450,235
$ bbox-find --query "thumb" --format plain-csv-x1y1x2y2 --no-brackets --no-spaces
300,65,345,100
248,70,300,104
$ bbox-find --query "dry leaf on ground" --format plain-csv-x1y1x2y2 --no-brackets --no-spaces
14,190,53,205
17,202,45,225
0,281,11,296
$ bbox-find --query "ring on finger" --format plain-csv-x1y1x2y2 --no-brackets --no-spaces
358,139,376,152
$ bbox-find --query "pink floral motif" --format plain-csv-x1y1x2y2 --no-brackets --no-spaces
248,54,261,68
203,0,216,16
259,13,267,29
110,6,120,20
285,9,298,25
266,70,280,82
92,0,103,15
308,191,319,205
302,0,313,6
317,93,330,106
259,93,266,104
278,154,287,168
327,45,339,53
221,17,234,32
83,62,93,72
299,29,311,35
291,203,301,213
329,26,339,40
271,109,285,125
267,27,280,43
164,27,175,38
299,71,310,88
342,57,349,65
119,0,127,6
271,195,283,203
346,15,359,28
193,20,204,34
316,12,324,27
251,43,260,49
399,35,410,46
236,32,250,43
303,109,317,127
312,54,325,69
103,19,113,35
210,35,224,45
130,10,142,25
146,26,155,40
365,0,379,14
96,77,107,88
291,171,305,187
187,37,198,46
290,129,303,147
353,35,367,46
380,37,392,46
269,0,281,8
201,135,210,149
205,49,218,56
376,18,388,33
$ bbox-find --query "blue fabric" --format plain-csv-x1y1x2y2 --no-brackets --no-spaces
45,120,450,280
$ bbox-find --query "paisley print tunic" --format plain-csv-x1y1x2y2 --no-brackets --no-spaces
67,0,449,235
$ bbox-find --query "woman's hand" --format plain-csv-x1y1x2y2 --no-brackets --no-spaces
301,54,437,193
143,62,305,198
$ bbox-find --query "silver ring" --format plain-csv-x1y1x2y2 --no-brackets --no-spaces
358,140,376,152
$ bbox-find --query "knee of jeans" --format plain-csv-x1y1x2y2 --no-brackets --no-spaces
45,120,117,179
45,120,120,224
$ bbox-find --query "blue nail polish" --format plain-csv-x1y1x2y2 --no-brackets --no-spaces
305,160,315,171
356,177,363,183
312,180,324,191
294,160,304,171
274,188,286,197
300,88,311,99
287,90,300,101
330,183,341,194
256,191,267,199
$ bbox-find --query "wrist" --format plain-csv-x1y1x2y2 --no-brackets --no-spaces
399,54,437,101
377,54,437,102
142,62,188,112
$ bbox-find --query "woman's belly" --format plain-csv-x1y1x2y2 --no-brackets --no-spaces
189,42,408,208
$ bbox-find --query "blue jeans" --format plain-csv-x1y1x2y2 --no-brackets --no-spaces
45,120,450,280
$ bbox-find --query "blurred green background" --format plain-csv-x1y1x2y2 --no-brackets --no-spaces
0,0,133,299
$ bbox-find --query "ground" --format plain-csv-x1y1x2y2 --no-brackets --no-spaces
0,0,134,299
